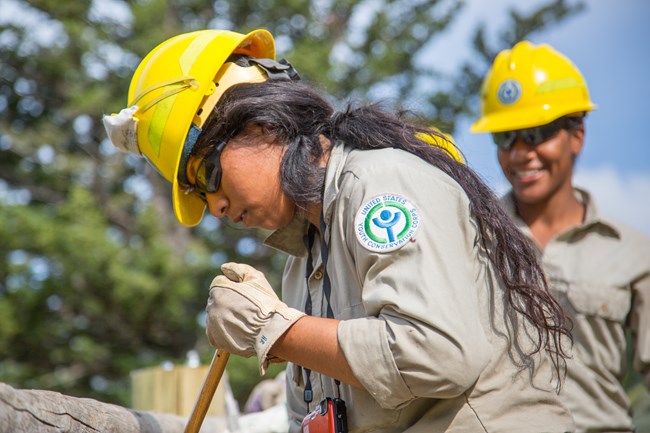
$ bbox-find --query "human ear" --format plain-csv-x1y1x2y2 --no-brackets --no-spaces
569,123,585,158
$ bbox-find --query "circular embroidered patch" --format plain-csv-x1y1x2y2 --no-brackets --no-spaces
497,79,522,105
354,194,420,253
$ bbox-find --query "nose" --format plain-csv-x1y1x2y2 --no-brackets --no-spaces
505,137,535,162
205,192,229,219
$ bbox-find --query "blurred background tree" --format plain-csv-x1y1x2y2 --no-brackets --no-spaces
1,0,646,428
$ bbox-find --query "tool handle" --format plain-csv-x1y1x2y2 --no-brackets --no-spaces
183,349,231,433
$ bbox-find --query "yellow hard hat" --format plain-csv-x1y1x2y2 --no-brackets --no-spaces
104,29,276,226
471,40,596,133
417,129,465,164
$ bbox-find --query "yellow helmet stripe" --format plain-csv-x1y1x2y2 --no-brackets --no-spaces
180,32,216,75
131,79,195,156
149,96,176,156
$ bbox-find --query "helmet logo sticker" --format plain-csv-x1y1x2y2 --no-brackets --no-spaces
497,79,522,105
354,194,420,253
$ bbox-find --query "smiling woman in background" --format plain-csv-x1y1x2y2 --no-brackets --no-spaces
472,40,650,433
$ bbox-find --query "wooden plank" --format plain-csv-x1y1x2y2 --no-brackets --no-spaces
131,365,226,417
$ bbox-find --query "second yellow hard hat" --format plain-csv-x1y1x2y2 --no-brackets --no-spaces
471,40,596,134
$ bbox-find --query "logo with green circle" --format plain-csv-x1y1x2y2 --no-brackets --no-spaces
354,194,420,253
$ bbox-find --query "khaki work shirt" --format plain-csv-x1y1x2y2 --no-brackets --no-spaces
502,189,650,433
265,143,574,432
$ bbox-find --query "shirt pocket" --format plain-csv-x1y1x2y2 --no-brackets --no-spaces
557,279,631,322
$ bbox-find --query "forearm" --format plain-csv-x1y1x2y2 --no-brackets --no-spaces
270,315,363,388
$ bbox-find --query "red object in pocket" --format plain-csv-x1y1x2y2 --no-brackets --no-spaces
301,397,347,433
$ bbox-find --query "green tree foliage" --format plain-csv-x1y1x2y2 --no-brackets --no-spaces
9,4,647,429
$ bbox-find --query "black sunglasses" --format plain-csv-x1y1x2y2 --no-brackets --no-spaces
492,116,582,151
180,139,227,201
193,139,228,194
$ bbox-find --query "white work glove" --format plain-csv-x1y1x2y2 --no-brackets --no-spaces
206,262,305,375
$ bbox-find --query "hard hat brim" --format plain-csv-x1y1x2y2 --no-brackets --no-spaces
470,102,597,134
173,182,207,226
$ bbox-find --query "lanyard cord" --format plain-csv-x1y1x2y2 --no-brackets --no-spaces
301,213,340,410
318,213,336,320
302,224,316,408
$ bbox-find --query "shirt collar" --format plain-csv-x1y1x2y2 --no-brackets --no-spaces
321,141,349,227
501,187,620,240
263,214,310,257
572,188,620,238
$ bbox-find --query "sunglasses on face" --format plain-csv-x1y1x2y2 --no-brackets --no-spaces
181,139,227,200
491,116,581,151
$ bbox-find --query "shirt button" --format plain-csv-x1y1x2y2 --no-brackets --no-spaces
313,270,323,280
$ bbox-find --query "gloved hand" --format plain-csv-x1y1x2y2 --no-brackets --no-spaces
206,262,306,375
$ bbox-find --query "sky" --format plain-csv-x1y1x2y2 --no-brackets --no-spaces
426,0,650,235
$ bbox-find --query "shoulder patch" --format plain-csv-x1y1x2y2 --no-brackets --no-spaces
354,194,420,253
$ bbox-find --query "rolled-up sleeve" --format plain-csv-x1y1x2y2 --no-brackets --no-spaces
337,164,492,409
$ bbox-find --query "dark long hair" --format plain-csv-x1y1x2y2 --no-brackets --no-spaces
194,79,572,387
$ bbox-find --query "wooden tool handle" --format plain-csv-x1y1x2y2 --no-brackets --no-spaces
183,350,231,433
